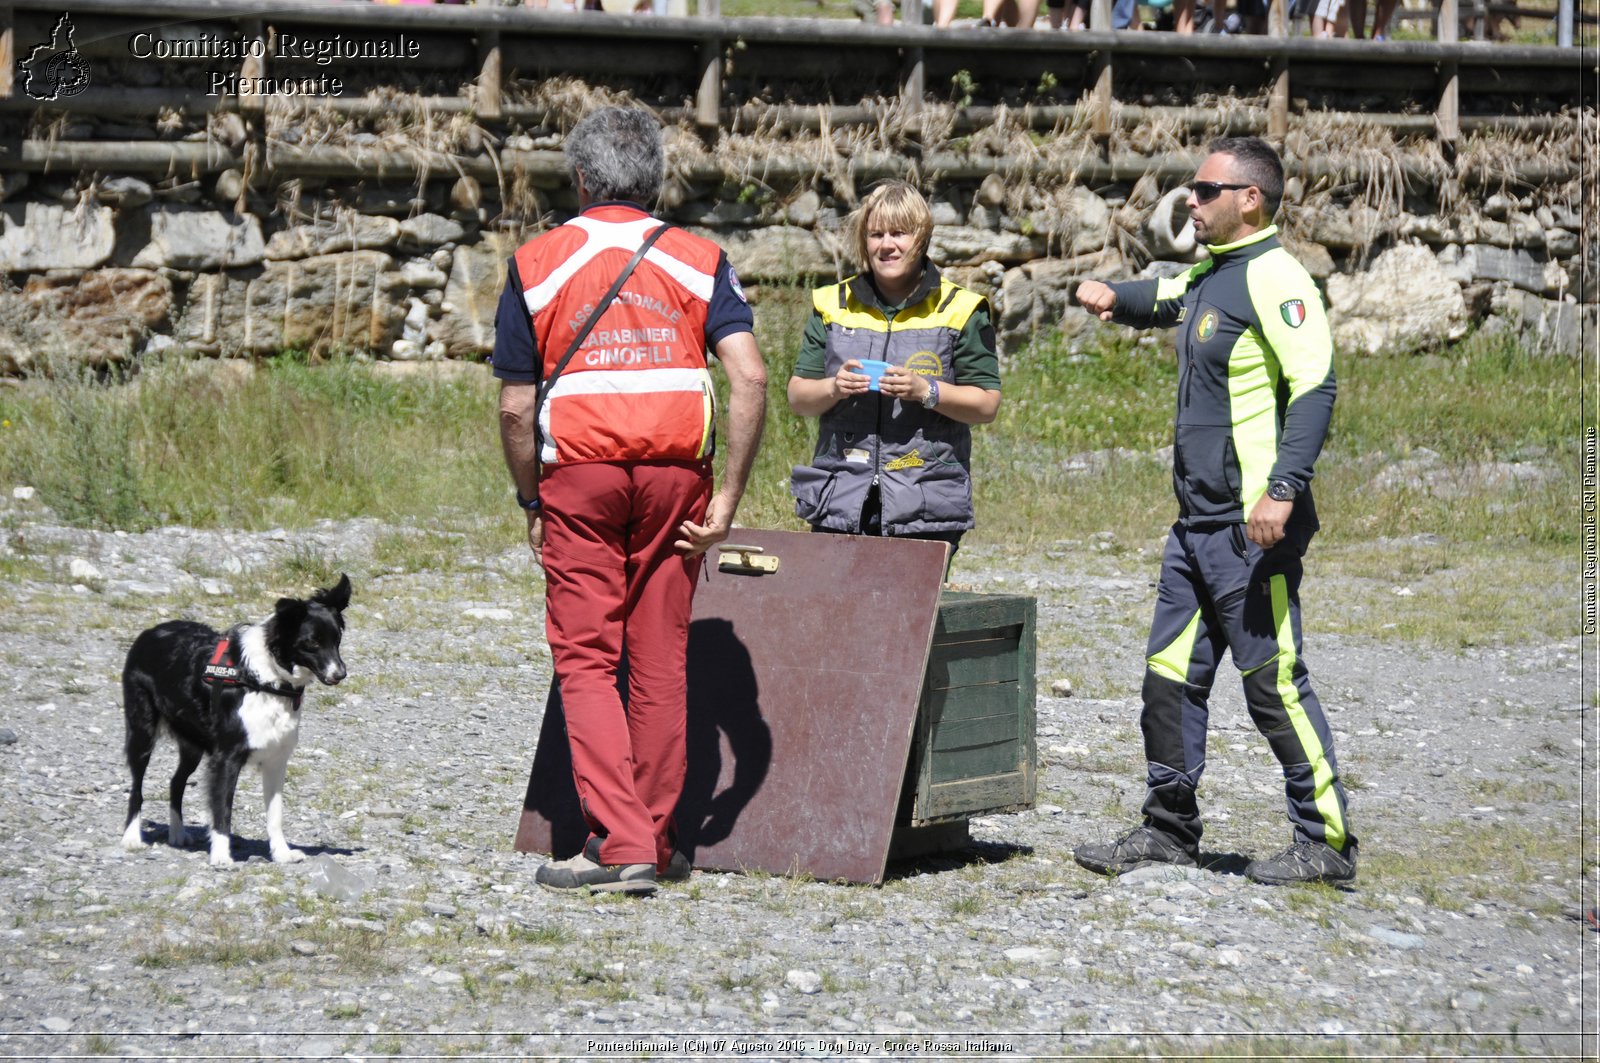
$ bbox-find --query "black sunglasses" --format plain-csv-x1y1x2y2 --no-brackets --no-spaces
1192,181,1254,204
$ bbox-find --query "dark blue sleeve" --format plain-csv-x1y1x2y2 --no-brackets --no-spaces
490,258,540,383
704,253,755,349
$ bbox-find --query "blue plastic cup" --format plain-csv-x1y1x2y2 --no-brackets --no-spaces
857,359,891,391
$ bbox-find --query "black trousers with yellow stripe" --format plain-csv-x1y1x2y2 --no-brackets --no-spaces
1140,521,1355,856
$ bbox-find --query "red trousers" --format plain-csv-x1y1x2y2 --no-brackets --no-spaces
540,459,711,869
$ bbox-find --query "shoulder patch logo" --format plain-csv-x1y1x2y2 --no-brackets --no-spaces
1195,310,1218,342
1280,299,1306,328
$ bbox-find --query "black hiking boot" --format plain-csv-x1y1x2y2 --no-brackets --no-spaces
1245,839,1358,886
1074,824,1198,875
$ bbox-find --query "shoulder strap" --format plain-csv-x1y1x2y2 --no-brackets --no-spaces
535,222,675,426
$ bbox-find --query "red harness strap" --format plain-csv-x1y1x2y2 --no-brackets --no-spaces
202,635,302,710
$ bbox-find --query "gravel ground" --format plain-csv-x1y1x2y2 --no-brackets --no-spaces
0,500,1592,1061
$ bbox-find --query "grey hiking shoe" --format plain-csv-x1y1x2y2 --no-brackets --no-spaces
583,835,690,883
659,849,692,883
1074,824,1198,875
1245,839,1357,886
535,852,656,895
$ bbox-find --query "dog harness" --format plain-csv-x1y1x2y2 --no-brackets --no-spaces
203,636,303,711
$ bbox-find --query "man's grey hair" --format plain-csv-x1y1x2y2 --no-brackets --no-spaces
564,107,664,206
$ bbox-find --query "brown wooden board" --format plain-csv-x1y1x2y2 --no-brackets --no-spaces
514,528,949,885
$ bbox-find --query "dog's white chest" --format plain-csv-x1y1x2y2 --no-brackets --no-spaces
239,691,301,757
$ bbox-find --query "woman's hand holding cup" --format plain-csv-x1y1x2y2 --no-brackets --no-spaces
878,364,926,403
833,359,870,399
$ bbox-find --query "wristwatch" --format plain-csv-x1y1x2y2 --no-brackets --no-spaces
920,380,941,410
516,490,543,512
1266,479,1297,502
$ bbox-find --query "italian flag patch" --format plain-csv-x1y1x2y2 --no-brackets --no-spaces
1280,299,1306,328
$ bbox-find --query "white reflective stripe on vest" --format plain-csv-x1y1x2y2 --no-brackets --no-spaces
537,366,714,464
521,217,715,315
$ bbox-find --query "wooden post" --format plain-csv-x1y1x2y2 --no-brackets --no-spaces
695,39,720,129
1089,0,1113,141
0,8,13,100
238,19,266,206
901,0,924,118
238,19,265,118
698,0,721,127
1268,0,1289,142
1437,0,1459,149
477,30,501,122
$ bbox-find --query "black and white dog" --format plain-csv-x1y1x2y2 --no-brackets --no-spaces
120,575,351,866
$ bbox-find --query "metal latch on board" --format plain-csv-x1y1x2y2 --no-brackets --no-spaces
717,543,780,575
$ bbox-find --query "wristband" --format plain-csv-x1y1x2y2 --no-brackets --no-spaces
516,490,542,512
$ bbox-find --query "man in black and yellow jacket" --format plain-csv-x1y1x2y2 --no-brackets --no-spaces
1073,137,1358,886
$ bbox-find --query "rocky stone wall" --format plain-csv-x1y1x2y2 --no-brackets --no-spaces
0,165,1590,375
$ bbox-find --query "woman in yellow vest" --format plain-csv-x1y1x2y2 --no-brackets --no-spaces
787,181,1002,565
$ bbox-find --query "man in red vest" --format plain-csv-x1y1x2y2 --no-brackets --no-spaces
493,107,768,894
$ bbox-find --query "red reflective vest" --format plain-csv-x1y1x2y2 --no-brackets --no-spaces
513,205,721,465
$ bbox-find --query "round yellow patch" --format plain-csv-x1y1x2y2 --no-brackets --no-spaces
904,351,944,377
1195,310,1218,342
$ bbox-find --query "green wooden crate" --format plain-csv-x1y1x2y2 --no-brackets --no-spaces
898,591,1037,838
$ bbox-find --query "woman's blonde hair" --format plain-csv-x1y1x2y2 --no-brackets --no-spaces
849,181,934,273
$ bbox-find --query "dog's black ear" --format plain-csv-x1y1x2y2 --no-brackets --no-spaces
313,573,352,613
274,597,309,625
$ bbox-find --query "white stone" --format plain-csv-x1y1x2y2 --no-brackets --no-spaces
1326,243,1468,354
930,226,1045,265
131,209,266,270
785,969,823,994
1003,946,1062,963
687,225,839,280
12,486,35,500
1370,927,1427,950
399,213,467,248
463,607,515,621
0,203,115,271
68,558,102,581
401,259,450,288
265,215,400,259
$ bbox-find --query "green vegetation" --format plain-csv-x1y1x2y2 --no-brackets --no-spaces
0,320,1576,645
0,352,515,543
